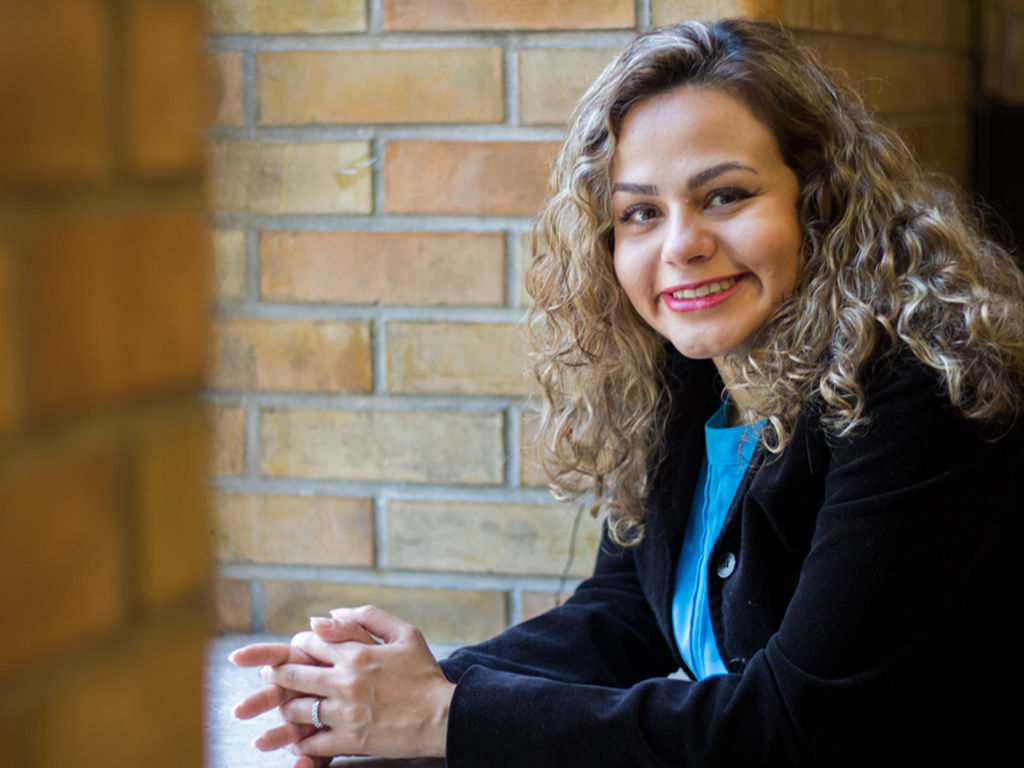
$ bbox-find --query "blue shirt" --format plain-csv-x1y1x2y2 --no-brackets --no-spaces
671,401,762,679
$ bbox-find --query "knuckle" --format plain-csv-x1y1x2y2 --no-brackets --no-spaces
345,644,373,668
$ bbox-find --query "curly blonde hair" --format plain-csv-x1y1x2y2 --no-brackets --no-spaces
526,18,1024,545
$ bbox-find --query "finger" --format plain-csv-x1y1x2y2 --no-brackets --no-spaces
230,643,320,668
289,727,368,759
330,604,412,644
277,695,322,727
260,663,331,698
308,615,379,644
233,684,299,720
253,720,317,752
292,627,378,667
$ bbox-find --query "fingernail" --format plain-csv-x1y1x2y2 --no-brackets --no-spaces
311,616,333,629
259,665,271,681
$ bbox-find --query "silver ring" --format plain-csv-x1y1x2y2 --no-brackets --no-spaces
311,698,325,730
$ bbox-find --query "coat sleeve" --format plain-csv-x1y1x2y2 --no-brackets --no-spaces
439,529,680,689
441,363,1024,767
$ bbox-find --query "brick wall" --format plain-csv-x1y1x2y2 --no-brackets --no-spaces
207,0,982,644
0,0,209,765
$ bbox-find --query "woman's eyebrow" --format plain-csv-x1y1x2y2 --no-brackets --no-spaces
686,161,757,190
612,162,757,196
611,182,658,195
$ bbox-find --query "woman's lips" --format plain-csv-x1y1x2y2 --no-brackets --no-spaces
661,274,746,312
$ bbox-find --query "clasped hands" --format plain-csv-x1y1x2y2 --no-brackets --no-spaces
229,605,455,767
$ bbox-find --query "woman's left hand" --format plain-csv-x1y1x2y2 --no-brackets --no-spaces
254,605,455,763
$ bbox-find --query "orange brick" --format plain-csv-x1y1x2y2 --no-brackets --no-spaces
388,500,601,576
808,0,889,35
263,580,506,645
211,229,246,301
811,41,868,86
384,140,559,216
210,405,246,476
25,208,209,421
260,231,505,306
215,493,374,566
652,0,789,26
889,114,971,183
136,404,210,608
33,616,206,768
0,443,125,681
212,578,252,632
207,0,367,33
382,0,634,30
124,0,206,177
0,236,23,438
211,52,243,127
519,48,620,125
522,591,562,621
211,319,372,393
208,141,373,214
0,0,112,185
257,49,503,125
862,49,970,113
387,322,528,396
261,408,504,484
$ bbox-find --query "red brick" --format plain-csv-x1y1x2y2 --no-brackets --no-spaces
382,0,634,30
210,53,243,127
384,140,559,216
257,49,503,125
653,0,791,26
0,0,113,185
136,404,210,608
0,443,125,681
25,208,209,421
260,231,505,306
124,0,206,176
211,319,372,393
518,48,620,125
215,493,375,567
210,405,246,476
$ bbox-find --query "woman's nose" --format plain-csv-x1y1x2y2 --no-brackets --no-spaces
661,212,714,266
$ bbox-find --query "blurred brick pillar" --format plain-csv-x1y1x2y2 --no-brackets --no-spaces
0,0,210,765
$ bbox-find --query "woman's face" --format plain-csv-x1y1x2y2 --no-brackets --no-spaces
611,87,802,370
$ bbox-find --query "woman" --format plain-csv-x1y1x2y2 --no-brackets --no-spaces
231,19,1024,766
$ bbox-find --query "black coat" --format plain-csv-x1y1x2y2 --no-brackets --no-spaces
440,351,1024,767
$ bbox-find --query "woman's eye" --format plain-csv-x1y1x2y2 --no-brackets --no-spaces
707,188,753,207
619,205,658,223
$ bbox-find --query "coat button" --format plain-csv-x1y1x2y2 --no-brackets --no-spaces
716,551,737,578
727,657,747,673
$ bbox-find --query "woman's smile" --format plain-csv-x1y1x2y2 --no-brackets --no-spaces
611,87,803,373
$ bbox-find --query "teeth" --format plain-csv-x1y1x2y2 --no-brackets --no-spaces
671,276,739,300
